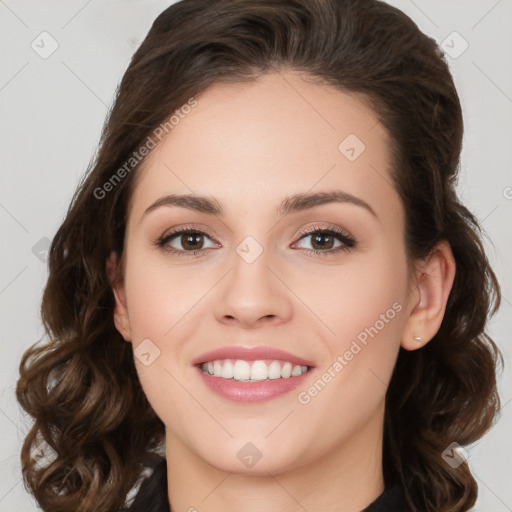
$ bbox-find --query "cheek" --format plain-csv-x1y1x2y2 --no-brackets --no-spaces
297,241,408,420
123,247,207,344
303,240,408,350
122,248,205,431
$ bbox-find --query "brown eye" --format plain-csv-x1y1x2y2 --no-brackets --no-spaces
179,232,205,251
293,226,356,256
157,228,219,256
309,232,337,250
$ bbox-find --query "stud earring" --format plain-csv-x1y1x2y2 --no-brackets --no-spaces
413,335,422,343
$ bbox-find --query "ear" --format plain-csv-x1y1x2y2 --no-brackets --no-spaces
401,240,456,351
106,251,131,342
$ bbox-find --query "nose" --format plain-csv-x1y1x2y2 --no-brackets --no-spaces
213,249,293,329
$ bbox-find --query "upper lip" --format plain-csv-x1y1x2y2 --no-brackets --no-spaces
191,346,315,367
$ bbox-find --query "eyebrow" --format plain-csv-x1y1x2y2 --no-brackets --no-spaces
142,190,377,220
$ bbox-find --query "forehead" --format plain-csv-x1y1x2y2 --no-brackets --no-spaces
129,70,401,223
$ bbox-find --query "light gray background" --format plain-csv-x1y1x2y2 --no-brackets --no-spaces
1,0,511,510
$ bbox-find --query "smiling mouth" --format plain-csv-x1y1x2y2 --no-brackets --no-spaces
196,358,312,382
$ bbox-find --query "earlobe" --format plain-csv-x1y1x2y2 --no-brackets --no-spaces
401,240,456,351
106,251,132,342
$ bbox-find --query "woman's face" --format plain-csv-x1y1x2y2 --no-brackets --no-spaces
114,70,416,475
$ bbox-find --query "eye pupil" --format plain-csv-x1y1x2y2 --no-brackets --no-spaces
312,233,334,250
182,233,203,250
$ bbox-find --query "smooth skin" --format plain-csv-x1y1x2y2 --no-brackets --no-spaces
108,69,455,512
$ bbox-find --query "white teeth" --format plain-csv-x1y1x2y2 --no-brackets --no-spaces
233,360,251,380
200,359,310,381
250,360,268,381
291,365,302,377
281,362,292,378
268,361,281,379
221,360,234,379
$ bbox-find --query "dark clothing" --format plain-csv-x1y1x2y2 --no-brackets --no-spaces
125,453,169,512
126,453,409,511
363,486,408,511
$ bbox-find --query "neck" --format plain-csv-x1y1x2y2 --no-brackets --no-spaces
165,405,385,512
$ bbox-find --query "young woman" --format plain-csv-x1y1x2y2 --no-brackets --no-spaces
16,0,503,511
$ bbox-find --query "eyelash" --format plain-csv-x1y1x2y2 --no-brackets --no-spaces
296,224,356,256
156,224,356,258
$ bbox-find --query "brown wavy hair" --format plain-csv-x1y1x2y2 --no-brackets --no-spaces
16,0,503,511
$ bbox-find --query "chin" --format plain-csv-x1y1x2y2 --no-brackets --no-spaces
194,436,312,476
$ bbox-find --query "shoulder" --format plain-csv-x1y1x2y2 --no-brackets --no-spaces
124,452,170,512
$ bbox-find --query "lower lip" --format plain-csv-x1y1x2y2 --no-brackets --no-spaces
194,365,315,403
